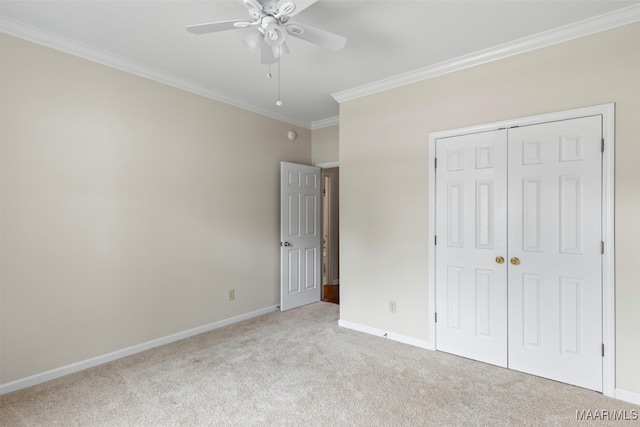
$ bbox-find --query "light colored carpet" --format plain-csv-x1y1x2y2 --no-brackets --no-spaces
1,302,638,426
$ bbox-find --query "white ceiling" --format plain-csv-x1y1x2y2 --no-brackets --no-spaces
1,1,638,128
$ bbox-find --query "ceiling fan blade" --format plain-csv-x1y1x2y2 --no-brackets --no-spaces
275,1,296,18
287,0,318,17
186,20,250,35
241,0,263,15
285,21,346,51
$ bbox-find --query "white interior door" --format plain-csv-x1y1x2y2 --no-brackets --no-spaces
435,130,508,367
280,162,322,311
507,116,603,391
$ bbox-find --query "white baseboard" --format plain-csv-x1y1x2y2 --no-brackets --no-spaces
615,388,640,405
338,319,434,350
338,321,640,406
0,305,278,396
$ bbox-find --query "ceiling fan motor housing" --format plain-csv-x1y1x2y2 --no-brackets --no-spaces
260,0,279,15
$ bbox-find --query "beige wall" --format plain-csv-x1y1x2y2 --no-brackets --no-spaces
339,23,640,393
311,125,339,164
0,35,311,384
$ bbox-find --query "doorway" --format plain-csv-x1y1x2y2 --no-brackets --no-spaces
321,167,340,304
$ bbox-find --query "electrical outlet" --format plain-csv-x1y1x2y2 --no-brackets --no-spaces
389,300,396,313
228,289,235,301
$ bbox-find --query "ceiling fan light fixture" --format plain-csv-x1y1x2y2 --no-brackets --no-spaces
243,30,263,54
271,41,290,60
260,41,277,64
264,22,285,47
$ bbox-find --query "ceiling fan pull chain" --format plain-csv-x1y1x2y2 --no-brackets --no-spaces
276,49,283,106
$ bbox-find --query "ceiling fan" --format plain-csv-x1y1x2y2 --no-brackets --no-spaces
186,0,347,65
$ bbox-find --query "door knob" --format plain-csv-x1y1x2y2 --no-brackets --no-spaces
510,257,520,265
495,256,505,264
282,242,292,247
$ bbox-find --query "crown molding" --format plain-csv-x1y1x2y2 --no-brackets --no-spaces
311,116,339,130
333,4,640,104
0,16,313,129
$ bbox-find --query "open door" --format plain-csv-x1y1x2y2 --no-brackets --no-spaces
280,162,322,311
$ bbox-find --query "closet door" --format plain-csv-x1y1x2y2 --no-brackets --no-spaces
435,130,508,367
507,116,603,391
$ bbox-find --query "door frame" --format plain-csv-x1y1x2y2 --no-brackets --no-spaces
322,172,333,287
316,161,340,295
427,103,615,397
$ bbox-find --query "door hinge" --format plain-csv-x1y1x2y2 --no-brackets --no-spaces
601,138,605,153
601,241,605,254
434,157,438,169
602,343,605,357
435,312,438,323
434,235,437,245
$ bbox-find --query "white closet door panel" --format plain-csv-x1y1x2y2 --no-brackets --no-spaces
507,116,603,391
435,130,508,367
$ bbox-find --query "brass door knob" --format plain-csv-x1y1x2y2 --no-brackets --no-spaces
510,257,520,265
495,256,505,264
